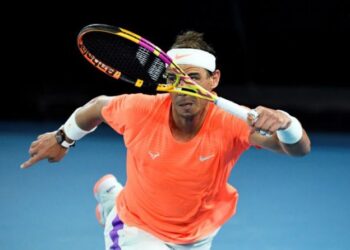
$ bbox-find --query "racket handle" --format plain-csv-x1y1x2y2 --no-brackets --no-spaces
216,97,272,137
215,97,250,121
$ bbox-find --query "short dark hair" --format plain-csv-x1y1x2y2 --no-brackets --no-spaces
170,31,216,56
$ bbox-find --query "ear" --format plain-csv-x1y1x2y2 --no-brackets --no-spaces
210,69,221,90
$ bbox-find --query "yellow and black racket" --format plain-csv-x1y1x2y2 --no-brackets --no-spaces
77,24,257,121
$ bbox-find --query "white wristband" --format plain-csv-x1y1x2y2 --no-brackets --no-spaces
276,111,303,144
63,108,97,140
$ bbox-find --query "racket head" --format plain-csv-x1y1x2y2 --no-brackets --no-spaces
77,24,217,101
77,24,172,91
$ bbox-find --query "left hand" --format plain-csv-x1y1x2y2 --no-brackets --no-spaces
248,106,291,135
21,131,68,169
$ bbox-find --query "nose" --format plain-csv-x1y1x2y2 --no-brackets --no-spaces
178,75,192,87
178,79,186,87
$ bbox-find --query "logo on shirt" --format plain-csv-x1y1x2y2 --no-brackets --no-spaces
199,154,215,162
106,186,116,193
148,151,160,160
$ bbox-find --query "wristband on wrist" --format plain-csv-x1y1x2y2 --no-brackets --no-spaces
63,108,97,141
276,110,303,144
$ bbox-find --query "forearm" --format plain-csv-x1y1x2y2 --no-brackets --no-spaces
63,95,113,140
249,107,311,157
251,130,311,157
75,96,109,130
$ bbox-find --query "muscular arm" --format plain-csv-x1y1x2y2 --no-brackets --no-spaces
21,95,114,169
248,106,311,157
249,130,311,156
70,95,114,134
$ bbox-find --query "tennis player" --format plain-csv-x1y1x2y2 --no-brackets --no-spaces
21,31,311,250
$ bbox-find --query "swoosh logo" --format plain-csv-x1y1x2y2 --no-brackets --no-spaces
199,154,215,162
174,54,191,60
106,186,116,193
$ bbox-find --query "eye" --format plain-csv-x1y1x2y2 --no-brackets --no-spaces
188,74,201,82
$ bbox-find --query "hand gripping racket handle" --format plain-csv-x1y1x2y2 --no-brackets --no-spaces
216,97,272,136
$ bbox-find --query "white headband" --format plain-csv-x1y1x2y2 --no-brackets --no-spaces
167,48,216,72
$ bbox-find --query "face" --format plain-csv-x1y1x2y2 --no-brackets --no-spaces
167,65,220,119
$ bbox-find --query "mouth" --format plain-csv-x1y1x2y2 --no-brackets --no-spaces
175,95,197,110
179,101,193,107
178,103,194,110
177,98,196,108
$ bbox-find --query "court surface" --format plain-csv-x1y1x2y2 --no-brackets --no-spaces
1,121,349,250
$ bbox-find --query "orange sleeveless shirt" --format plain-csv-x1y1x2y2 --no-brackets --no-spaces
102,93,251,244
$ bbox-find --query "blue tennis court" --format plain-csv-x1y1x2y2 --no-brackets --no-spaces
1,121,349,249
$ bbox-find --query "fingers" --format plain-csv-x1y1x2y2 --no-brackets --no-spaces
247,110,271,136
22,140,40,168
247,109,259,125
250,106,291,135
28,133,48,155
21,149,66,169
21,131,66,169
20,154,42,169
29,141,39,156
48,152,66,163
37,133,47,140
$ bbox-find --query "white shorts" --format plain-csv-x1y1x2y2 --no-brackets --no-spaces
104,207,220,250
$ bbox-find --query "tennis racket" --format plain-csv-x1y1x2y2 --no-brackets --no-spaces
77,24,258,122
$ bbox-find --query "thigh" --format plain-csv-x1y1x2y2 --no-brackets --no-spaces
104,207,169,250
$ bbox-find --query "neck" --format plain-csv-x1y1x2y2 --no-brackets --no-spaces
169,104,209,141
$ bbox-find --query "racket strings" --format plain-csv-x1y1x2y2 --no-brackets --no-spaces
82,32,166,85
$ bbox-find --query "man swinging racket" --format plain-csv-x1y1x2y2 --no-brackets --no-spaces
22,30,311,250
